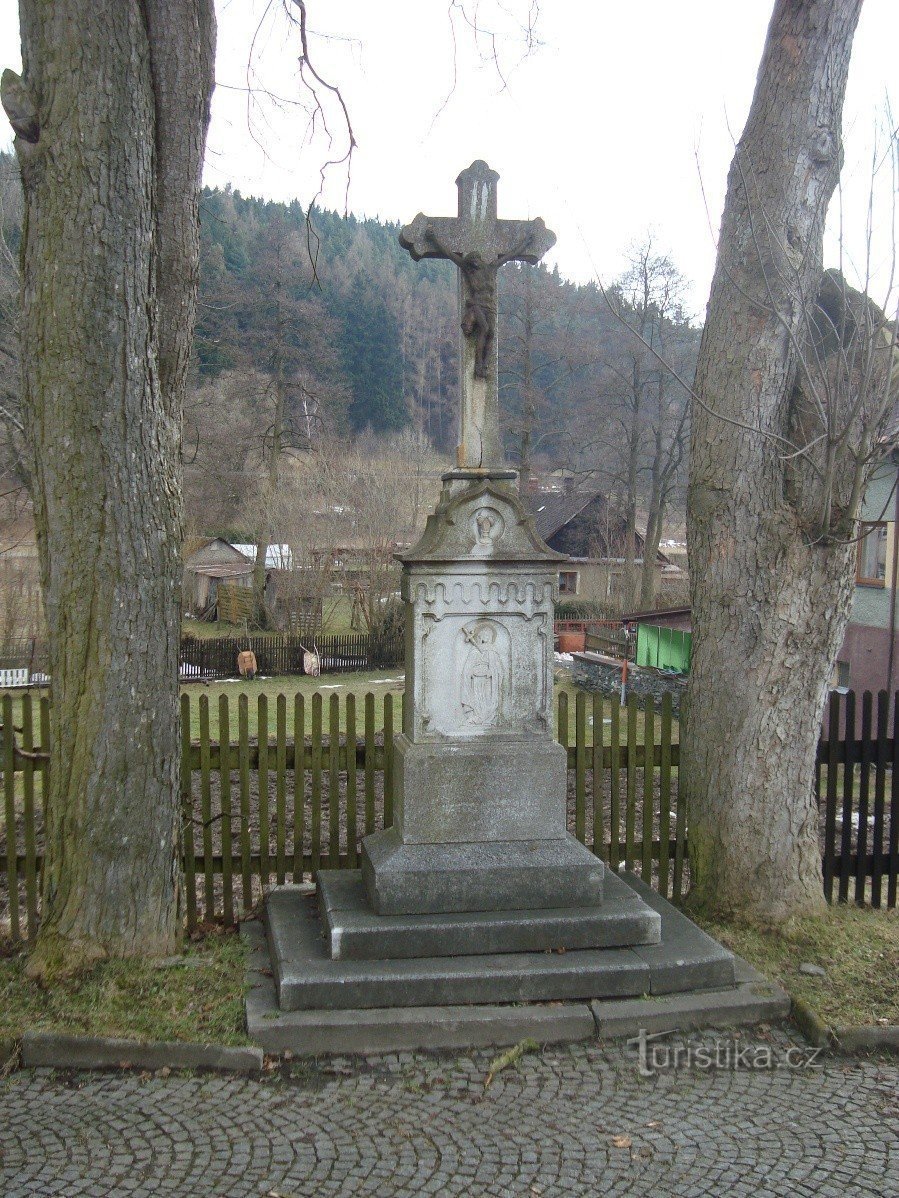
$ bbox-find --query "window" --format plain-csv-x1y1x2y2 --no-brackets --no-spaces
857,522,888,587
559,570,579,595
832,660,850,692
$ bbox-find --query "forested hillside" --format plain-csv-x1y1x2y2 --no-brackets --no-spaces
0,156,700,559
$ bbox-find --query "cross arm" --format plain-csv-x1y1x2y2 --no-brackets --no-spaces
399,214,464,262
492,218,556,266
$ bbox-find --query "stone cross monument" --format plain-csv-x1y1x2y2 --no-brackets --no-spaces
258,162,737,1033
360,161,607,920
400,160,555,469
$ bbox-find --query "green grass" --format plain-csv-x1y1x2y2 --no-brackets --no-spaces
0,930,249,1047
699,904,899,1029
554,675,680,745
180,670,406,740
181,620,251,640
181,595,360,640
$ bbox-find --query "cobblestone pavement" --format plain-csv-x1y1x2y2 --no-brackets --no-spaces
1,1029,897,1197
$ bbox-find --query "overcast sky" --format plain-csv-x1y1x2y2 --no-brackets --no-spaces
3,1,897,315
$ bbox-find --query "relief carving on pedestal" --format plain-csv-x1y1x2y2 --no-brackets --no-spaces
459,619,507,729
471,506,504,553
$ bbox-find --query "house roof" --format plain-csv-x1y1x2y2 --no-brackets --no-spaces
529,490,601,541
620,606,691,624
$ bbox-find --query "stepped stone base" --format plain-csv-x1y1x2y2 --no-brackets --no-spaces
318,869,660,960
361,826,604,915
266,871,735,1013
245,875,783,1054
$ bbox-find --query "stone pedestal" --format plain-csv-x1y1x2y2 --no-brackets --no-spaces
361,469,605,917
253,168,740,1036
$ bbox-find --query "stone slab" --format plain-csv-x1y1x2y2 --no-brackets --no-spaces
591,960,791,1039
392,733,568,844
242,921,777,1056
266,886,648,1011
318,868,660,960
244,921,594,1055
621,871,737,993
834,1026,899,1053
263,873,737,1013
20,1031,263,1075
362,825,604,915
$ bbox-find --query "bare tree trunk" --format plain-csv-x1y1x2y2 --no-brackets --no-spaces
639,483,662,609
683,0,863,923
620,386,641,611
6,0,214,978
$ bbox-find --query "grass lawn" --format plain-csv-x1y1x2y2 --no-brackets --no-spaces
181,620,250,640
0,930,249,1048
180,670,406,740
699,904,899,1029
554,674,679,745
3,673,674,744
181,595,360,640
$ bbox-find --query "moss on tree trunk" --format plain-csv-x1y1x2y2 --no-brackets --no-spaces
7,0,214,978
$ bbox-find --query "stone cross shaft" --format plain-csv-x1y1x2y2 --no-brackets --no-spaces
400,160,556,471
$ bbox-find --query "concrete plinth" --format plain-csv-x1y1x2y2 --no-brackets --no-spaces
319,869,659,960
361,826,604,915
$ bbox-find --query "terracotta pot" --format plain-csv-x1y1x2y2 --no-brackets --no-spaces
557,631,586,653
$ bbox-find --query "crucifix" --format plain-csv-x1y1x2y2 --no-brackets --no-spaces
400,161,556,470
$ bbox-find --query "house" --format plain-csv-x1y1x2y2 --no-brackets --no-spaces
527,488,683,603
836,441,899,695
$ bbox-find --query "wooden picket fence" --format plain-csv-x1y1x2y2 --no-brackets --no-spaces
819,688,899,909
1,687,897,943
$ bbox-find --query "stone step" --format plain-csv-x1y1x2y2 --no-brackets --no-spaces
243,923,786,1057
317,869,661,960
266,873,735,1012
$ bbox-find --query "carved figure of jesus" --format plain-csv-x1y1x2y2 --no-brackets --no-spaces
424,227,532,380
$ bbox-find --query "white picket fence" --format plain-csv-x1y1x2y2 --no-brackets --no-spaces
0,667,29,688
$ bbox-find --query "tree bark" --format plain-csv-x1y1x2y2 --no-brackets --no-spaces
8,0,214,978
683,0,865,923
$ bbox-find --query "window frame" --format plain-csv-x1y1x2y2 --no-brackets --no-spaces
558,569,579,595
856,521,888,588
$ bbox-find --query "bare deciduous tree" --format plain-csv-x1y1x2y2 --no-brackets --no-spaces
683,0,898,923
2,0,215,978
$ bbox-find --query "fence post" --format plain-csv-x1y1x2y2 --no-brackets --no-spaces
180,693,197,933
822,689,840,904
219,694,234,926
3,694,19,941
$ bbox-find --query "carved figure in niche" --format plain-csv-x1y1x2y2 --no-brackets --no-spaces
474,508,498,545
460,621,506,728
424,226,536,379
